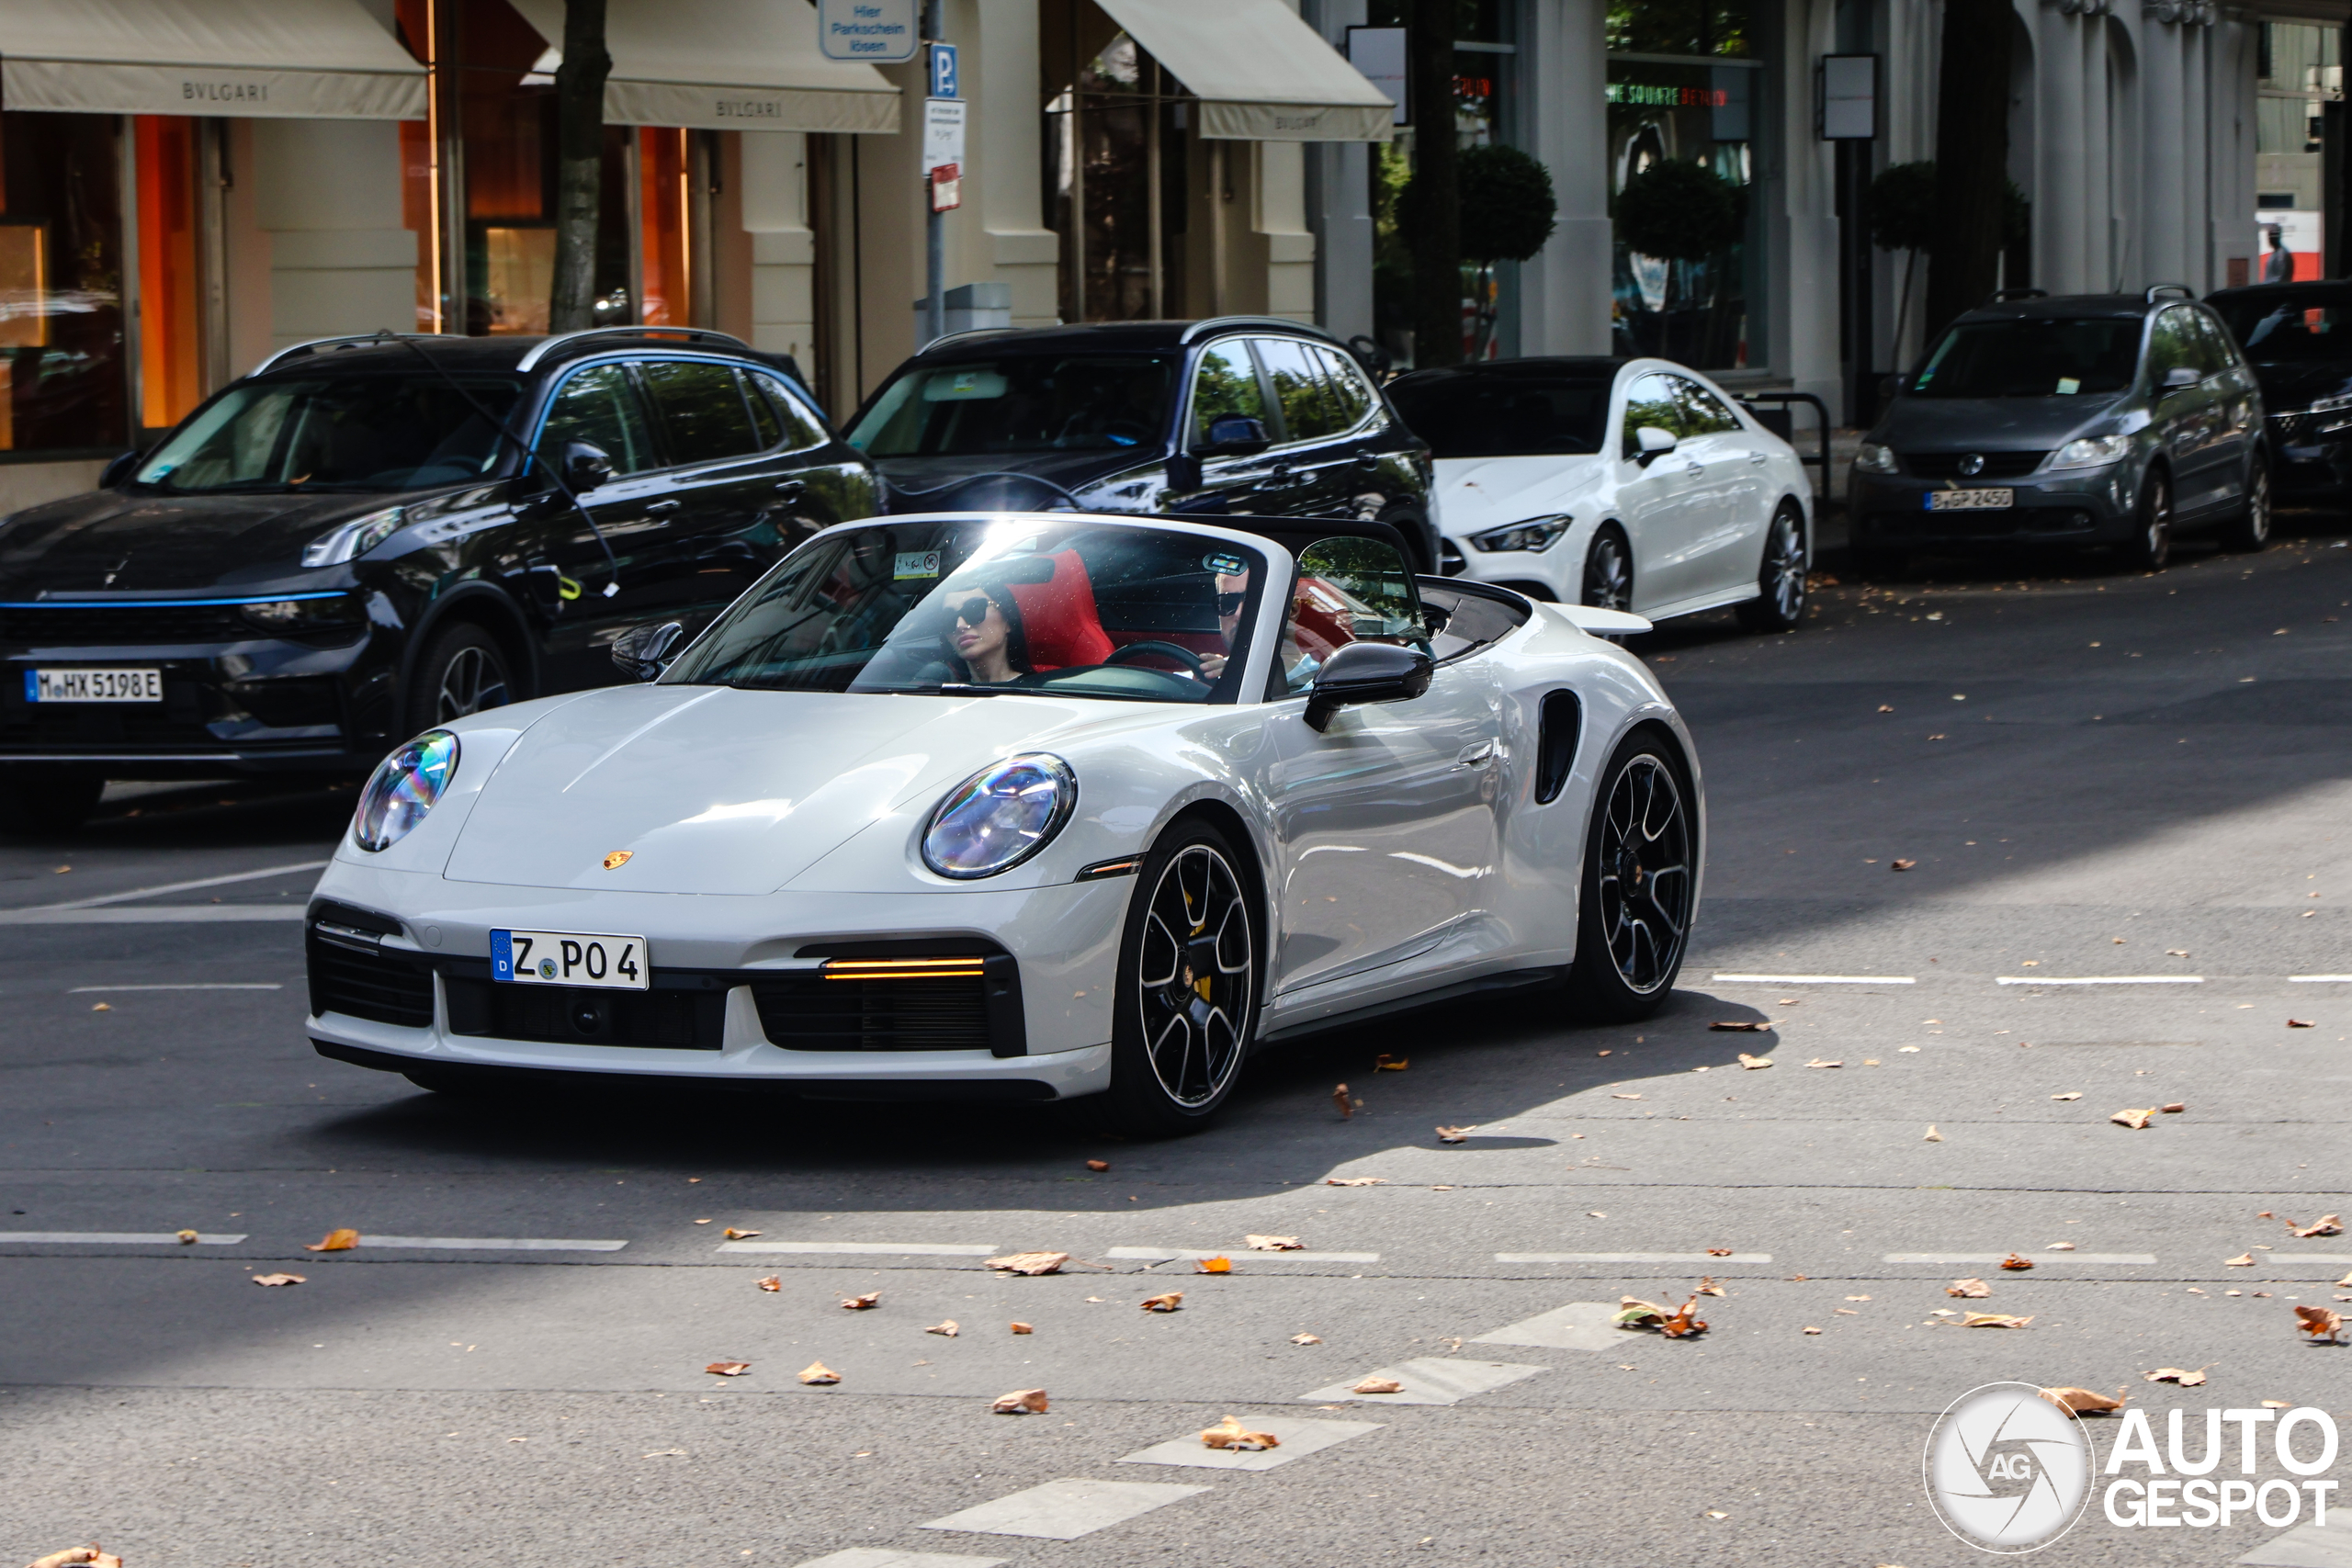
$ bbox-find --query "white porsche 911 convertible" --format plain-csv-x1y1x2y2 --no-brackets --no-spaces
306,511,1703,1133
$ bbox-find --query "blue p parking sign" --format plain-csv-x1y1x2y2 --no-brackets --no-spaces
930,42,958,98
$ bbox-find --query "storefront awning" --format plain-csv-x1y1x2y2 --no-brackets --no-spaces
507,0,900,136
1092,0,1395,141
0,0,426,120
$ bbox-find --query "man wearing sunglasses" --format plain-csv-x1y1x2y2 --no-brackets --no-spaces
1196,569,1316,687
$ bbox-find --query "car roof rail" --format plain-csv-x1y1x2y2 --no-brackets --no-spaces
1178,316,1343,345
2144,283,2195,303
919,327,1023,354
1984,288,2048,303
515,326,759,372
253,332,452,376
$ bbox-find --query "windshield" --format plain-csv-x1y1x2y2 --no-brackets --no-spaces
663,519,1272,705
136,376,523,493
1906,319,2143,399
2211,291,2352,362
1387,374,1611,457
846,355,1179,457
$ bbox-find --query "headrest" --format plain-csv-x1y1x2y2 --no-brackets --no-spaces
1007,548,1114,671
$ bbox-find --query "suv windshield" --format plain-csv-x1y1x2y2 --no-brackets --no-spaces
137,376,523,493
1907,318,2144,399
663,520,1270,705
846,355,1179,457
1388,375,1611,457
2211,291,2352,362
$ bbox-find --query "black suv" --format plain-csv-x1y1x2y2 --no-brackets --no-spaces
842,318,1441,570
0,327,877,829
1849,288,2268,570
2207,280,2352,506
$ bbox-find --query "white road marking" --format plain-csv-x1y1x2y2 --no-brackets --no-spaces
2231,1512,2352,1567
716,1240,998,1257
1883,1251,2157,1265
1712,974,1915,985
921,1479,1208,1540
355,1236,628,1252
0,1231,247,1245
32,859,331,910
2260,1253,2352,1266
1117,1416,1382,1472
1469,1302,1624,1352
1996,976,2202,986
2290,976,2352,983
793,1551,1009,1568
69,983,284,992
1495,1251,1773,1264
1107,1247,1382,1263
1295,1357,1548,1406
0,905,307,924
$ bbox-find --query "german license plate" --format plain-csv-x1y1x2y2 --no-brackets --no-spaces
1924,489,2014,512
26,668,164,703
492,929,648,989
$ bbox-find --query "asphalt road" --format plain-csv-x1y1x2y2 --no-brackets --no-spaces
6,521,2352,1568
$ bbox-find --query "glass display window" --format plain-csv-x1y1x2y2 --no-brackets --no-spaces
0,112,129,455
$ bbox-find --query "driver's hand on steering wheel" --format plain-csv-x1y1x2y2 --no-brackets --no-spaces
1196,652,1227,679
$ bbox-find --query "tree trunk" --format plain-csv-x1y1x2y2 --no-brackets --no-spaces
1922,0,2012,342
1407,0,1459,367
549,0,612,334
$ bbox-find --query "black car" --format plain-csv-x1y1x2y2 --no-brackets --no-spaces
0,327,878,829
842,317,1442,570
2207,280,2352,506
1849,288,2268,570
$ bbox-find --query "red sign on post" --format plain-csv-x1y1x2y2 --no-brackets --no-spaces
930,163,961,212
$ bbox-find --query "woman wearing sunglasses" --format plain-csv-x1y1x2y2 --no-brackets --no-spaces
948,582,1031,684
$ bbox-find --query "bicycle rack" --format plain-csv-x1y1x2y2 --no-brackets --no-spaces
1736,390,1836,502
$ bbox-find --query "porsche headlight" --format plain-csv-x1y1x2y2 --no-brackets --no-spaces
353,729,458,852
303,505,404,568
2048,434,2131,470
922,753,1076,879
1469,515,1572,553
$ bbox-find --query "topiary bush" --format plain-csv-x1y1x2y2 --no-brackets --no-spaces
1457,142,1557,264
1614,158,1743,262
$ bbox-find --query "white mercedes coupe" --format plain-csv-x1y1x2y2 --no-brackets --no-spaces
306,511,1703,1134
1387,356,1813,634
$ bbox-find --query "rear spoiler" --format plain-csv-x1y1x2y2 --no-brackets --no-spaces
1558,604,1652,637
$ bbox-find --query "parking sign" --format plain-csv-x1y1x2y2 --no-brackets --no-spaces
930,42,958,99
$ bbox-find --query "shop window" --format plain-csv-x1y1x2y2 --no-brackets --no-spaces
133,117,204,433
0,112,130,455
640,129,692,326
1043,1,1191,323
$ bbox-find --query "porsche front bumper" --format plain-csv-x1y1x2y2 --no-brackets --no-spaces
302,863,1130,1099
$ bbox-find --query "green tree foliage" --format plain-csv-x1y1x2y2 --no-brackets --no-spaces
1614,159,1743,263
1870,160,2029,254
1456,143,1557,264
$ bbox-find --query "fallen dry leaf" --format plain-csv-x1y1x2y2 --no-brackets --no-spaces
1325,1177,1385,1187
1009,1322,1033,1335
2110,1108,2155,1130
2161,1102,2187,1115
1965,1314,2034,1328
1351,1376,1404,1394
2336,1269,2352,1288
2226,1253,2256,1268
722,1227,761,1240
797,1361,840,1385
1247,1235,1305,1251
1434,1125,1475,1143
1291,1332,1321,1344
1086,1159,1110,1172
1948,1279,1993,1298
2052,1091,2083,1101
303,1228,359,1252
1846,1294,1872,1302
2000,1254,2035,1272
1891,859,1917,871
1657,1296,1709,1337
1611,1093,1644,1100
1878,704,1894,713
925,1319,958,1336
1802,1325,1822,1335
1136,1292,1186,1313
1613,1296,1668,1327
1333,1083,1359,1118
1737,1054,1773,1070
990,1387,1049,1414
250,1272,304,1287
2292,1214,2344,1238
756,1274,782,1292
2040,1386,2128,1417
1804,1058,1843,1068
1929,1309,1961,1318
2048,1242,2077,1251
175,1229,198,1245
1710,1020,1770,1032
27,1550,121,1568
1195,1257,1233,1274
2264,1400,2295,1409
1696,1279,1727,1297
2289,1019,2316,1028
986,1251,1069,1276
2144,1367,2209,1386
706,1360,752,1377
1924,1125,1944,1142
1199,1415,1281,1451
1835,1308,1860,1316
842,1292,880,1311
1374,1055,1408,1072
89,1003,108,1011
1706,1247,1734,1257
2295,1305,2345,1343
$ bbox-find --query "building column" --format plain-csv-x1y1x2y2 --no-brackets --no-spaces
1766,0,1841,417
248,118,415,361
1256,141,1318,322
1302,0,1374,341
975,0,1062,326
1516,0,1611,355
740,131,818,366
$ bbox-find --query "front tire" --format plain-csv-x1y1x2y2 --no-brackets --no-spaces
1581,527,1634,614
1736,503,1808,633
2122,473,2173,571
1102,819,1260,1136
2220,455,2272,553
404,622,514,734
1565,733,1694,1023
0,773,105,834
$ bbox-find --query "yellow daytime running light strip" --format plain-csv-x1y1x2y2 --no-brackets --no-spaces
821,957,987,981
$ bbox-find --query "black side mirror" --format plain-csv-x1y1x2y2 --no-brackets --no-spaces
1198,414,1271,457
611,620,685,681
99,451,140,489
1304,640,1434,733
1163,452,1202,493
564,440,616,492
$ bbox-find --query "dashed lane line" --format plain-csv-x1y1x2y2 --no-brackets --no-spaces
1996,976,2203,986
1711,975,1915,985
1495,1250,1773,1264
352,1235,628,1252
1296,1357,1548,1406
1470,1302,1623,1351
2233,1513,2352,1566
1107,1247,1382,1264
26,858,329,910
1884,1251,2158,1265
920,1479,1209,1541
2290,976,2352,983
717,1240,999,1257
1117,1416,1382,1472
794,1552,1008,1568
0,1231,247,1245
69,983,284,992
0,905,306,924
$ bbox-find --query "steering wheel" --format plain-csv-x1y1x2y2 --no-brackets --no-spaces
1104,640,1206,678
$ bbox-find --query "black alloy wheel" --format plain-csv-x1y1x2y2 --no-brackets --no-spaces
2221,455,2271,553
2123,473,2173,571
1565,734,1693,1022
1581,528,1633,614
1105,819,1259,1134
1736,504,1808,633
406,622,514,733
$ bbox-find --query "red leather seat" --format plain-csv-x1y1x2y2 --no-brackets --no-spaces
1010,549,1115,671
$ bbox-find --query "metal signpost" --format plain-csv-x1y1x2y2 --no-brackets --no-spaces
922,34,962,348
1819,53,1881,427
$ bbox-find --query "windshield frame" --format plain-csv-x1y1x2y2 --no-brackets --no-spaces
657,511,1295,708
132,370,528,495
